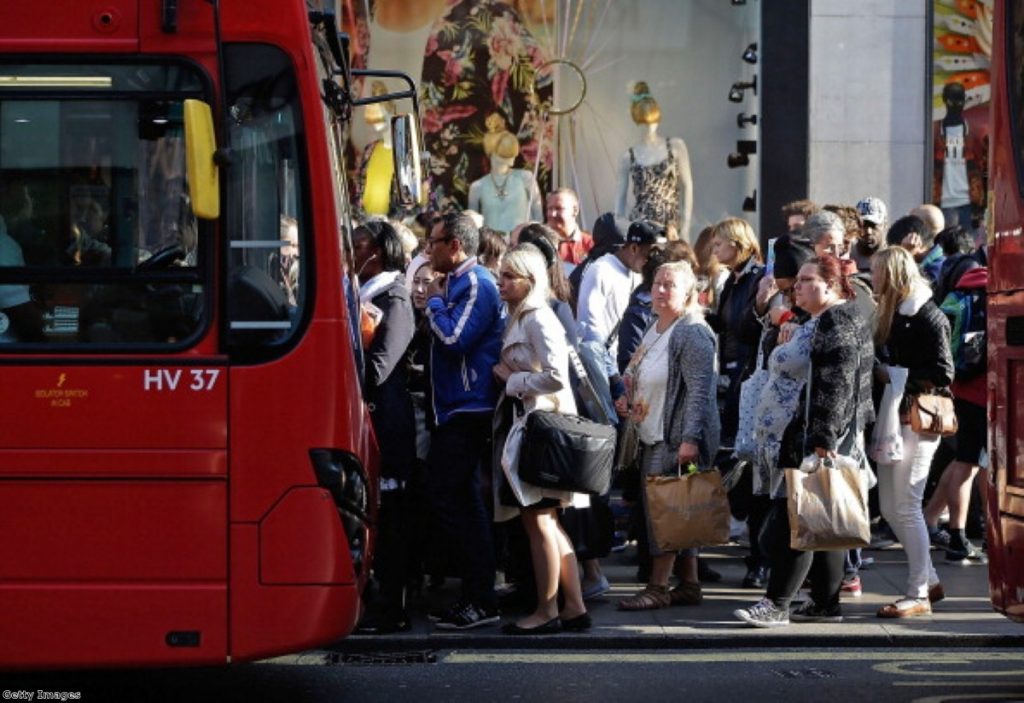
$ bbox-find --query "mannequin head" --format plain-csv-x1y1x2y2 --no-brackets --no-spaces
493,131,520,160
490,154,513,175
942,81,966,120
488,132,519,175
482,113,510,157
630,81,661,125
364,81,395,135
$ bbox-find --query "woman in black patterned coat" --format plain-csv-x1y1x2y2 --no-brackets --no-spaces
734,254,873,628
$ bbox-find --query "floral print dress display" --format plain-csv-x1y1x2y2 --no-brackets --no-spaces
628,139,680,232
752,317,820,499
349,0,554,212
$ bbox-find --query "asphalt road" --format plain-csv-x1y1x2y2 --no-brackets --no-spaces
4,648,1024,702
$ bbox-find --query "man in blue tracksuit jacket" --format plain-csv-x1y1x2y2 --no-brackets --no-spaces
423,211,505,629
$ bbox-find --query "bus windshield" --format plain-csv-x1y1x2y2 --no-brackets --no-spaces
0,62,207,347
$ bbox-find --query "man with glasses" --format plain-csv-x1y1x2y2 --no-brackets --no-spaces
422,212,505,630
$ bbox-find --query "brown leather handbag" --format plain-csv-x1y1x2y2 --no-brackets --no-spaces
909,392,958,437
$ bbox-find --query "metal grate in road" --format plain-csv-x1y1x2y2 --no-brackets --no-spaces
771,668,836,679
330,650,438,665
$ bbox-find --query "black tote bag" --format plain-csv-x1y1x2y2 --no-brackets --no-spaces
518,411,616,496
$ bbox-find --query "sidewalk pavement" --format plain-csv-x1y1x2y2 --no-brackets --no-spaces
335,543,1024,651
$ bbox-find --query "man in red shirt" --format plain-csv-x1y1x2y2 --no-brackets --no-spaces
546,188,594,265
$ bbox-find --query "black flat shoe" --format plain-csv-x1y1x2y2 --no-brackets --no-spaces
354,613,411,636
560,613,592,632
502,617,562,635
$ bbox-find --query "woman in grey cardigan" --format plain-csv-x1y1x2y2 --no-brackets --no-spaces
616,261,720,610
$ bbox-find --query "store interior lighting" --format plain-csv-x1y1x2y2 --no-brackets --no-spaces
737,112,758,127
728,76,757,103
727,140,757,168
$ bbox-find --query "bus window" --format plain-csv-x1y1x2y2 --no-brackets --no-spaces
0,63,207,347
223,44,309,352
1012,0,1024,197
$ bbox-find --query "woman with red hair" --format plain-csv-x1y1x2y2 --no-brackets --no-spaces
734,254,874,628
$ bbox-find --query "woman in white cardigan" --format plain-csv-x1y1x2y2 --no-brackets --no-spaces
493,244,590,635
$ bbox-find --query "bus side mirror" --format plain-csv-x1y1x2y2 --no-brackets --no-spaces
391,113,424,207
183,99,220,220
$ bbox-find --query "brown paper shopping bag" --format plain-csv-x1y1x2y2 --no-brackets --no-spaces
785,457,870,551
645,469,730,551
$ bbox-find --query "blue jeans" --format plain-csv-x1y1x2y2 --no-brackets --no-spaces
844,549,862,577
427,412,497,608
941,204,973,230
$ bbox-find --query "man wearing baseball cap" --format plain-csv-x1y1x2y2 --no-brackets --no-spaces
853,196,888,273
576,220,657,357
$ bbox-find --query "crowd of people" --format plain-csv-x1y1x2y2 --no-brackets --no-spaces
351,187,990,634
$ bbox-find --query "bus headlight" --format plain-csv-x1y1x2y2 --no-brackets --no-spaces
310,449,371,575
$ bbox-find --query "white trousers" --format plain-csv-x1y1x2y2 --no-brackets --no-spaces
878,425,940,598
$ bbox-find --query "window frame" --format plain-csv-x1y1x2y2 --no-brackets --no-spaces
0,55,216,353
220,42,316,364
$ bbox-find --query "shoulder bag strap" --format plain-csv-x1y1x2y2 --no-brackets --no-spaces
567,345,614,425
605,316,624,350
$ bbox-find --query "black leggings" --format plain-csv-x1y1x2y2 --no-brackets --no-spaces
760,498,846,611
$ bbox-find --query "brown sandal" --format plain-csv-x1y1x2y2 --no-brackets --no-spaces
670,581,702,606
877,598,931,619
617,585,672,611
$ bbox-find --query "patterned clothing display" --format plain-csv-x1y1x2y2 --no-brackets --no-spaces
628,139,680,231
348,0,553,212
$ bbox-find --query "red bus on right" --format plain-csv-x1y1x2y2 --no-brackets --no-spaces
984,0,1024,624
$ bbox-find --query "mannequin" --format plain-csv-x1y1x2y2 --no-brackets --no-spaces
356,81,397,218
933,81,985,230
467,131,542,235
615,82,693,240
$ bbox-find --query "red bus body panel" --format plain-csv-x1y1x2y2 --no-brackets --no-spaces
0,0,377,668
985,0,1024,623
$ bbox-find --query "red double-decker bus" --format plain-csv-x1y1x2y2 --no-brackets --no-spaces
984,0,1024,624
0,0,420,667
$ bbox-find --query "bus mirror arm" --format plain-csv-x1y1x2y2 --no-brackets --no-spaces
322,78,352,121
350,69,419,115
349,69,424,207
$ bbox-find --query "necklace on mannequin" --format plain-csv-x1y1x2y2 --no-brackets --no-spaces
490,172,511,200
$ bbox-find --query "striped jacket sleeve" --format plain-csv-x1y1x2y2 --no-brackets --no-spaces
427,270,497,354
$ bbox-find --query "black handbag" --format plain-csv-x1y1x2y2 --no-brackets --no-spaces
518,410,616,495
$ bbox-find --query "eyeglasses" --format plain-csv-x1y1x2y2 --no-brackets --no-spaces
500,271,528,281
425,235,453,248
